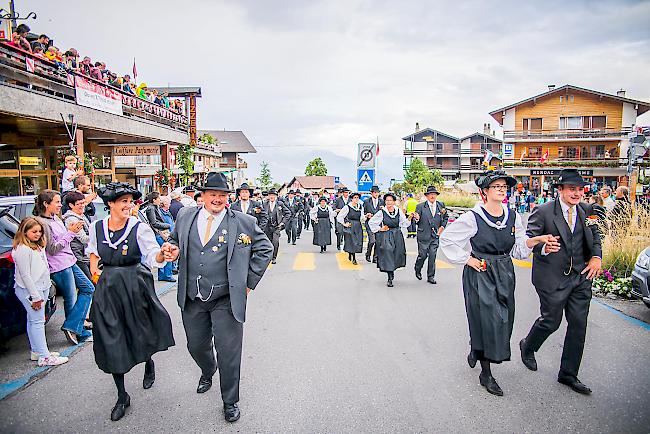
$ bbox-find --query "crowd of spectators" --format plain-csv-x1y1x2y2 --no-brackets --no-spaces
4,24,186,115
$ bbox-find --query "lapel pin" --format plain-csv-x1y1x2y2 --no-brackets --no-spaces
212,246,219,252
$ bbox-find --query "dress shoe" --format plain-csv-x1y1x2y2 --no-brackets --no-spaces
519,339,537,371
271,259,277,264
372,258,377,263
415,270,422,280
558,376,592,395
352,259,358,265
427,279,437,284
110,394,130,421
196,375,212,394
387,279,394,287
467,351,477,368
479,373,503,396
224,403,241,422
143,361,155,389
292,241,296,245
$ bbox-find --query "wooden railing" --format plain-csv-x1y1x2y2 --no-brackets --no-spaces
0,42,188,130
404,148,460,156
504,128,631,141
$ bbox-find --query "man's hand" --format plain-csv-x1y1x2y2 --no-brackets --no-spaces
246,287,252,296
161,242,180,261
412,211,420,221
543,236,561,254
437,227,444,237
581,256,602,280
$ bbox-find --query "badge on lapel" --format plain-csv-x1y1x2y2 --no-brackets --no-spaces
440,208,447,215
237,233,252,245
212,246,219,252
585,215,599,227
218,235,225,243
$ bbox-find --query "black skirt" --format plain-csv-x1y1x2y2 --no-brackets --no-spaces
90,264,175,374
343,220,363,253
375,228,406,272
312,217,332,246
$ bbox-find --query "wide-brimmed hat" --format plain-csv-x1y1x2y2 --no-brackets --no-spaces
268,188,279,196
370,185,380,193
236,182,254,195
288,189,295,194
424,185,440,195
475,170,517,190
553,169,587,188
295,189,302,195
183,185,196,193
350,192,361,199
97,182,142,205
318,196,329,203
196,172,233,192
383,192,397,202
340,187,350,193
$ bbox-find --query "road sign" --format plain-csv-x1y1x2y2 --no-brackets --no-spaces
334,176,340,184
357,143,376,168
503,143,513,157
357,168,375,192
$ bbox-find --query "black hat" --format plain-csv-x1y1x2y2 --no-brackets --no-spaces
183,185,196,193
424,185,440,195
475,170,516,190
288,189,295,194
262,190,269,196
97,182,142,205
236,182,254,195
318,196,328,203
383,192,397,202
295,189,301,195
196,172,233,192
268,188,279,196
340,187,350,193
553,169,587,188
370,185,380,193
350,192,361,199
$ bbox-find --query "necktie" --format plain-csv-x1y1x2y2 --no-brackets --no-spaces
567,207,574,232
203,215,214,245
243,202,248,214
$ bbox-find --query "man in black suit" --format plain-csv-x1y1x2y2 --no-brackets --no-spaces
520,169,602,395
230,183,268,232
413,186,448,284
263,189,291,263
362,185,384,262
295,189,305,239
333,187,350,250
284,190,303,245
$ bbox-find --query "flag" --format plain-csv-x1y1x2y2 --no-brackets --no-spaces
540,148,549,164
483,150,494,166
520,148,527,162
26,57,34,73
132,58,138,82
376,140,380,156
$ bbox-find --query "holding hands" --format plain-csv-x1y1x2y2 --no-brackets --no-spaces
159,242,180,263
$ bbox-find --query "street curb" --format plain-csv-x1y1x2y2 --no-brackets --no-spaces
0,281,178,402
592,299,650,331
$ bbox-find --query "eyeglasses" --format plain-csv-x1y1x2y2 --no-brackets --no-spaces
488,185,509,191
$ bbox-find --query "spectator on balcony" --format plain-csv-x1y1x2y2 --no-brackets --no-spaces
108,73,121,89
32,45,47,60
136,82,148,100
90,62,104,81
64,48,79,71
45,46,65,68
122,75,135,94
79,56,92,76
12,24,32,52
160,92,170,108
31,34,50,52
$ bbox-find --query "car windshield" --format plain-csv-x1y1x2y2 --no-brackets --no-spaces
0,212,19,252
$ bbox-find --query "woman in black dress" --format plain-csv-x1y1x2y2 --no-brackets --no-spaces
336,192,364,264
310,197,335,253
440,171,551,396
88,183,175,421
368,193,411,286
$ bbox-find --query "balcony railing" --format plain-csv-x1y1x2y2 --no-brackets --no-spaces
404,148,460,156
0,42,188,130
504,128,631,141
503,157,623,169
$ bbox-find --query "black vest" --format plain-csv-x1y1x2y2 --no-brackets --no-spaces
186,214,229,301
470,208,516,256
567,218,587,273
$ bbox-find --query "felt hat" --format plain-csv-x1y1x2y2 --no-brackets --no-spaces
236,182,254,195
475,170,517,190
97,182,142,205
196,172,233,192
552,169,587,188
424,185,440,195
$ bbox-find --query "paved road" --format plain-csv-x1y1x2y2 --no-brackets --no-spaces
1,230,649,433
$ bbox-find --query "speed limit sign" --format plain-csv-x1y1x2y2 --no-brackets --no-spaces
357,143,376,168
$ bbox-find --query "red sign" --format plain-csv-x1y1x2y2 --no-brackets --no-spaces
121,94,187,124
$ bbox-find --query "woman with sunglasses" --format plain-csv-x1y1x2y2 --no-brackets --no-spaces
440,170,552,397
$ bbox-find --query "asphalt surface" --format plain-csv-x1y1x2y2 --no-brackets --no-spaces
0,229,649,433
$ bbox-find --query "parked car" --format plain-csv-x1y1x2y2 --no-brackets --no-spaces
0,195,107,222
0,207,57,344
631,247,650,308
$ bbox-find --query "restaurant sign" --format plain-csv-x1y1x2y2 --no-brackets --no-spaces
75,75,123,116
531,169,593,176
113,145,159,156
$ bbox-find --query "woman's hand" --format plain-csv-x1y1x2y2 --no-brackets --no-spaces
380,225,389,232
67,221,84,234
466,257,484,272
344,222,352,228
31,299,43,310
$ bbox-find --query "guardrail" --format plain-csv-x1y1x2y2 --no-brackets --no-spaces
0,42,188,130
404,148,460,156
503,128,631,141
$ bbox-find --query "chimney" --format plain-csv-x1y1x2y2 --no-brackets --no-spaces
484,123,491,135
617,89,626,97
415,122,420,132
548,84,556,91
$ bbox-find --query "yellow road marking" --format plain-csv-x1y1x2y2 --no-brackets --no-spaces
293,252,315,270
435,259,455,269
512,258,532,268
335,252,362,270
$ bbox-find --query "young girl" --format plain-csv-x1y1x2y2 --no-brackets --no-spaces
12,218,69,367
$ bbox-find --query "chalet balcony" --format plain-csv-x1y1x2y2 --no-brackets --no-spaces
503,128,632,142
503,157,623,169
404,145,460,156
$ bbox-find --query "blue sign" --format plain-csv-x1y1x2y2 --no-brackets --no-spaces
334,176,340,184
357,168,375,192
503,143,513,157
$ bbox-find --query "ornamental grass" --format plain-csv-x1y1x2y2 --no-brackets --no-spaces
601,202,650,278
438,192,479,208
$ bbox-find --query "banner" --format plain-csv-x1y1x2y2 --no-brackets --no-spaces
75,75,123,115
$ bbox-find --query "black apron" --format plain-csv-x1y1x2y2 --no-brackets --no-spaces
312,207,332,247
461,208,516,363
375,209,406,272
342,205,364,254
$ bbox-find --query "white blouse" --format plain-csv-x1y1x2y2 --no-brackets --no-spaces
368,208,410,233
12,244,51,300
336,203,363,225
310,205,336,224
439,204,532,264
87,216,166,269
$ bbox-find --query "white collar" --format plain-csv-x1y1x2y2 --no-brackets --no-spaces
559,198,575,214
472,203,509,230
200,207,226,220
427,200,437,208
102,216,139,249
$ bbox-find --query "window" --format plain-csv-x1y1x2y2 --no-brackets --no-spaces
528,147,542,158
593,145,605,158
582,116,606,129
559,116,582,129
566,147,578,158
523,118,543,130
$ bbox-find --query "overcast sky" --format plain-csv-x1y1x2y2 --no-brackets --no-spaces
27,0,650,188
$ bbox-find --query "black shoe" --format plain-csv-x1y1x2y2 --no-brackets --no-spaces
558,376,592,395
467,351,477,368
352,259,358,265
271,259,277,264
366,255,371,262
292,241,296,245
224,403,241,422
143,361,155,389
110,394,131,421
387,279,394,287
415,270,422,280
372,258,377,263
519,339,537,371
427,279,437,284
479,373,503,396
196,375,212,394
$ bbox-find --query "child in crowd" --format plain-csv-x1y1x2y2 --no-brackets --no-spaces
12,218,68,366
61,155,80,193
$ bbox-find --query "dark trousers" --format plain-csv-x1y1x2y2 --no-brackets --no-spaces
286,218,298,243
415,238,439,280
335,222,343,249
524,272,592,379
297,214,303,237
365,222,377,260
265,228,281,260
182,295,243,404
303,212,310,230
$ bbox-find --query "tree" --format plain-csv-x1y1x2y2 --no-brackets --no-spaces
257,161,273,189
402,158,444,193
199,133,217,145
176,143,195,185
305,157,328,176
